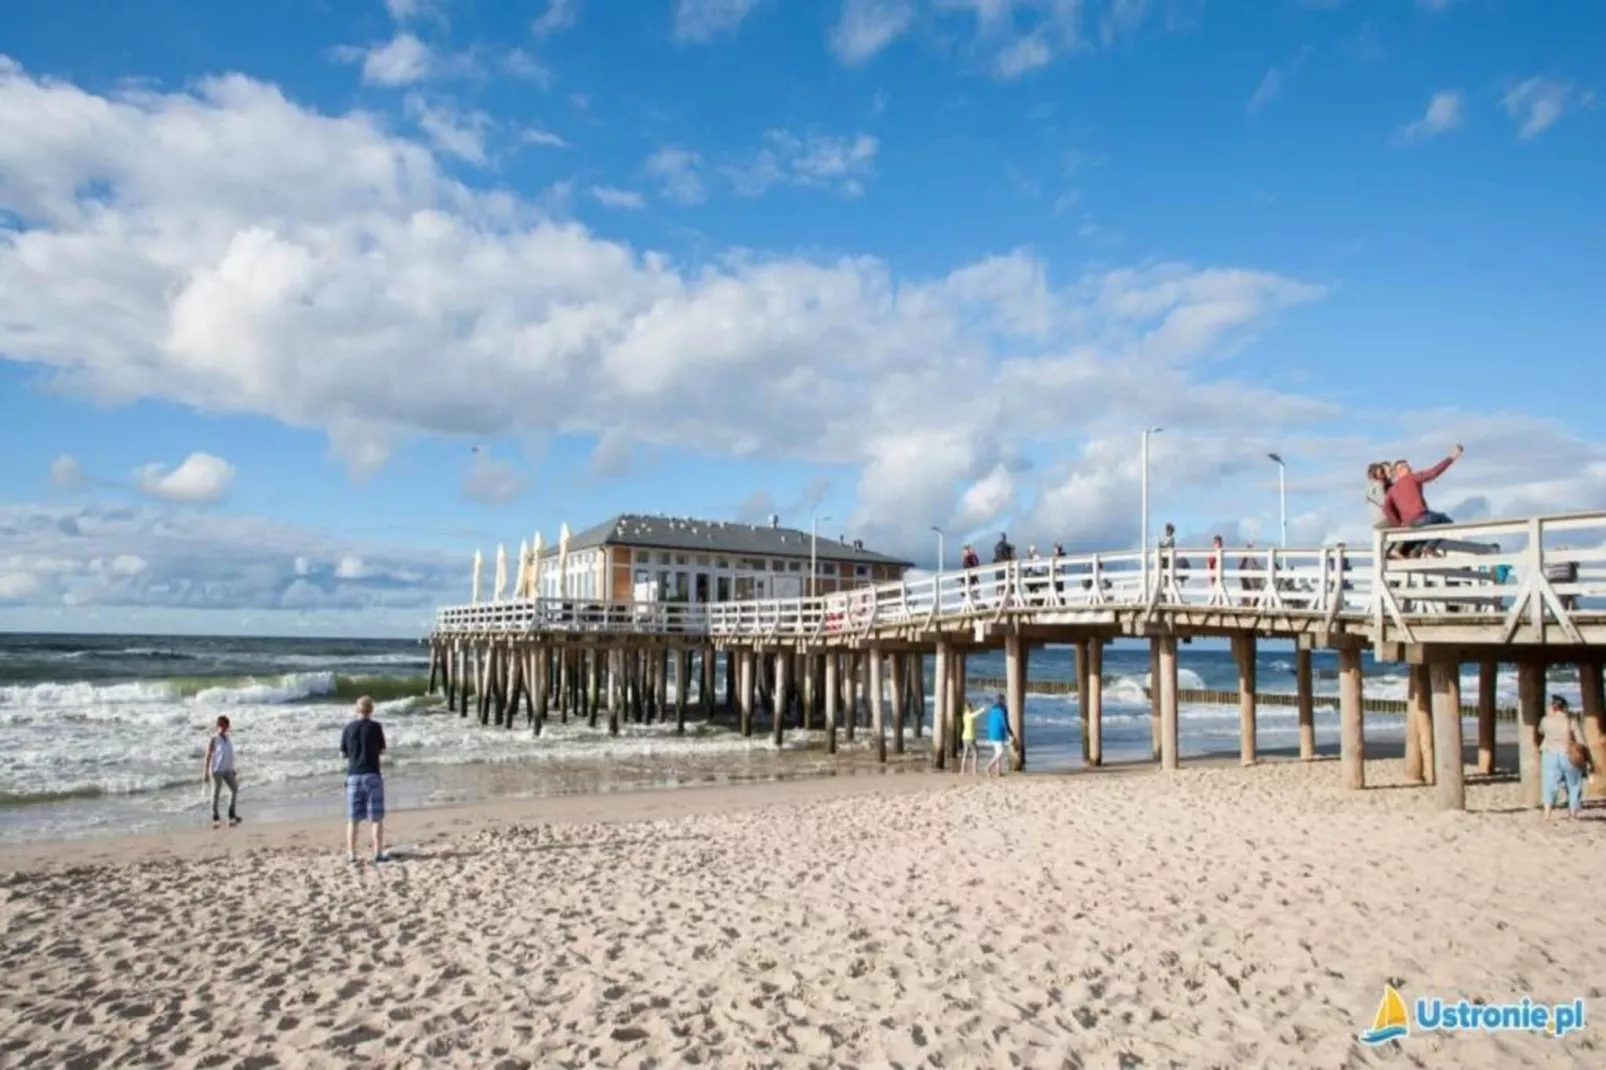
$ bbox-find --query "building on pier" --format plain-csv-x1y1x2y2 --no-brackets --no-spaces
534,513,913,603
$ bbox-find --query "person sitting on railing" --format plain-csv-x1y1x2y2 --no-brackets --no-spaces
1052,543,1067,599
1383,445,1464,555
961,543,981,598
1539,695,1589,821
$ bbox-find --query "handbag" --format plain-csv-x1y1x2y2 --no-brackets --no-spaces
1566,741,1590,771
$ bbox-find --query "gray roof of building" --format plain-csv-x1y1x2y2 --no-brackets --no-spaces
548,514,913,567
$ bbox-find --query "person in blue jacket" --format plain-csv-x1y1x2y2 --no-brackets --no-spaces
983,693,1013,777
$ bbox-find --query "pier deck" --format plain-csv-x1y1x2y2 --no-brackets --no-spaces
426,511,1606,811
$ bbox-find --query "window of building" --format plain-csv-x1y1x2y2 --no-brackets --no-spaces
635,550,651,564
696,555,710,566
716,576,731,602
855,565,870,578
770,559,785,571
676,555,688,565
788,562,802,572
735,576,757,600
821,563,838,576
715,557,729,569
658,552,672,565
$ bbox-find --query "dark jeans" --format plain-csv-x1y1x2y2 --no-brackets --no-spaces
1405,511,1454,555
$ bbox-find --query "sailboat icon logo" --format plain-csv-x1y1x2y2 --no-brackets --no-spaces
1359,985,1411,1045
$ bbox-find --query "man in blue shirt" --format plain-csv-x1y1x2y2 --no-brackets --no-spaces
983,693,1013,777
340,695,389,864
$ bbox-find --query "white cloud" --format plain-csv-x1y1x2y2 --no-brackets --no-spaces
725,131,879,197
24,56,1584,570
674,0,758,42
1397,90,1463,143
50,454,88,490
1501,77,1584,140
503,49,553,87
463,449,529,504
591,185,646,209
830,0,915,64
133,453,236,505
0,501,461,629
405,94,491,164
645,146,707,204
521,127,568,149
955,463,1016,530
1246,48,1310,115
338,32,434,87
385,0,435,19
532,0,580,37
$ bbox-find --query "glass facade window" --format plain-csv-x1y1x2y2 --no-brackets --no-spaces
822,563,838,576
855,565,870,578
716,576,731,602
696,555,710,566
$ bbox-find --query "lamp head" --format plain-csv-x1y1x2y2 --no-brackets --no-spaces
1268,452,1284,465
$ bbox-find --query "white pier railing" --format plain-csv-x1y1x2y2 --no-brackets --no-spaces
431,510,1606,644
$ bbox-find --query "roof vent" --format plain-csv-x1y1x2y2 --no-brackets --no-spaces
770,514,779,528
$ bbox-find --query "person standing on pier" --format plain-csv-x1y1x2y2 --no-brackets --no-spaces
202,715,241,829
341,696,390,864
983,694,1013,777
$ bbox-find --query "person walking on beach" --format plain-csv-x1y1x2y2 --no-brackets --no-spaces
341,696,390,864
202,715,241,828
1539,695,1589,820
983,693,1013,777
959,703,982,775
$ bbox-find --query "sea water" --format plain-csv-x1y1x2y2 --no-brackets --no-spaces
0,632,1580,845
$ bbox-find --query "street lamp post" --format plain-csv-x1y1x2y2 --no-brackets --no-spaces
810,514,832,597
1267,453,1287,548
1140,426,1164,600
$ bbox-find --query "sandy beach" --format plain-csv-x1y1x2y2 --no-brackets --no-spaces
3,759,1602,1069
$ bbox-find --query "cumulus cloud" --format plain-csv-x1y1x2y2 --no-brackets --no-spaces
830,0,915,64
532,0,580,37
133,453,236,504
463,449,529,504
1396,90,1463,144
405,94,492,164
335,32,435,87
724,131,880,197
6,56,1594,571
674,0,758,42
590,185,646,209
1501,77,1587,140
50,454,89,490
645,146,707,204
1247,48,1311,115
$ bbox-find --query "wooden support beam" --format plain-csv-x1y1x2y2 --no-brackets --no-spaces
533,648,548,735
1477,659,1498,775
1075,640,1090,763
824,653,839,755
1149,640,1162,762
951,652,966,761
1237,633,1257,767
1295,648,1315,761
503,647,519,730
1404,664,1424,783
911,654,925,740
427,645,441,695
724,651,737,714
932,642,949,770
889,652,906,755
1517,661,1543,809
700,647,714,719
1158,635,1178,772
586,651,600,730
477,646,493,726
870,646,887,764
1087,639,1104,767
1431,661,1465,811
606,649,620,735
656,650,669,726
1339,646,1364,790
675,649,689,735
801,654,815,732
773,652,790,748
738,650,755,737
1005,634,1029,772
843,654,858,741
1582,661,1606,800
1412,664,1434,783
557,648,570,722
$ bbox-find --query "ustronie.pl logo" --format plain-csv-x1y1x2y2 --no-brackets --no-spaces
1359,985,1587,1045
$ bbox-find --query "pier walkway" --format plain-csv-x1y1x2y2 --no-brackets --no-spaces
427,511,1606,811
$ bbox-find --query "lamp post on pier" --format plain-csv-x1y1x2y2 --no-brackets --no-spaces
810,513,832,597
1267,453,1287,549
1140,426,1164,601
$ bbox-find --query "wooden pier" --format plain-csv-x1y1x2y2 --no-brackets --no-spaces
426,511,1606,812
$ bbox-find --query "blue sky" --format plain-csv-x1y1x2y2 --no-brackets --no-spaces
1,0,1602,636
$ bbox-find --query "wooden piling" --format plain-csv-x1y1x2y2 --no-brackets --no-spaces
533,648,548,734
1339,646,1363,790
1236,634,1257,766
1581,660,1606,799
427,645,441,695
1149,640,1162,762
824,653,839,755
1005,634,1028,772
1075,640,1090,763
1411,664,1434,783
477,646,492,725
1430,661,1465,810
700,647,714,718
675,649,689,734
773,652,790,748
950,652,966,761
870,646,887,763
1295,648,1314,761
656,650,669,725
503,647,519,729
889,652,905,755
724,651,737,713
843,654,858,741
606,649,621,735
585,651,599,729
1087,639,1104,766
910,653,925,739
1404,666,1424,783
932,642,949,769
1477,659,1498,775
1158,635,1178,771
738,650,755,737
1517,661,1543,808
